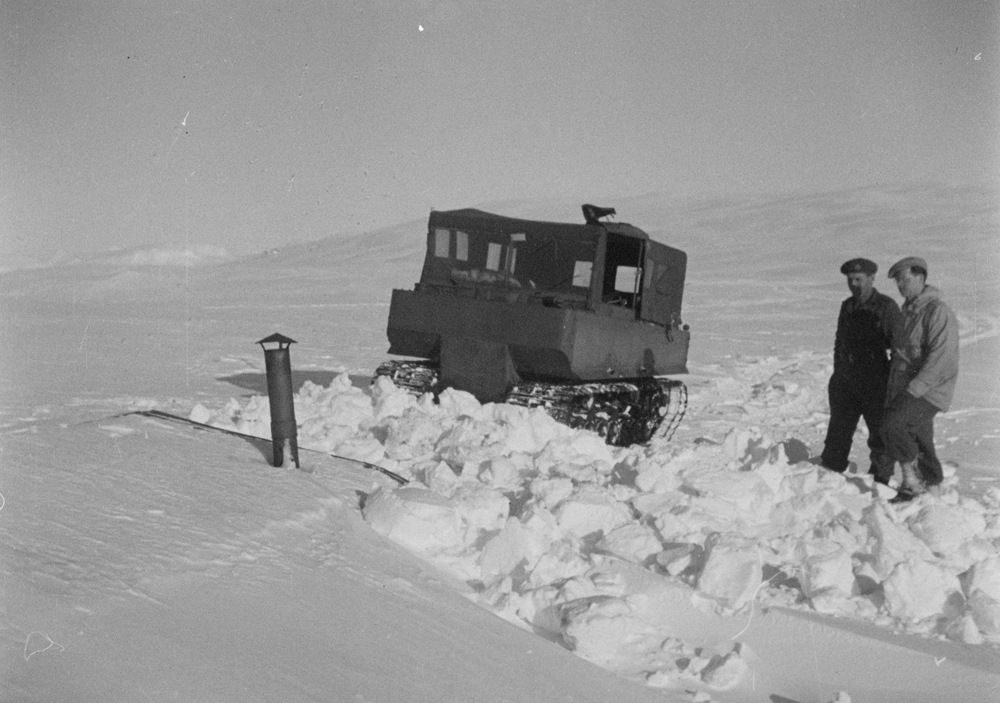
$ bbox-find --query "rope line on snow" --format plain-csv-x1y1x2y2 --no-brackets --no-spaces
23,632,64,661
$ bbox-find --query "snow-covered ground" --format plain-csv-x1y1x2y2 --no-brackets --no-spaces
2,183,998,702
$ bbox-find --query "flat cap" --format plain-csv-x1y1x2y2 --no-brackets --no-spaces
840,258,877,275
887,256,928,279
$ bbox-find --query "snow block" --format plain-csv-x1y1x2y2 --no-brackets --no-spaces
968,591,1000,641
634,452,684,494
595,523,663,564
907,501,987,556
371,380,416,421
696,533,763,611
535,433,615,480
882,558,962,623
943,611,986,644
382,406,451,461
501,407,568,455
559,596,637,667
860,501,934,580
436,386,482,417
553,488,631,541
362,486,463,555
479,517,542,583
478,455,522,489
802,547,855,599
767,463,816,501
655,544,700,577
447,483,510,542
333,435,386,464
966,556,1000,639
362,484,508,557
682,467,775,526
967,555,1000,600
189,403,212,424
436,417,503,470
700,648,749,690
529,477,574,509
298,376,373,435
526,541,592,589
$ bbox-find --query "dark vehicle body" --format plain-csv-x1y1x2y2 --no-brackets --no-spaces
386,207,689,398
378,205,690,445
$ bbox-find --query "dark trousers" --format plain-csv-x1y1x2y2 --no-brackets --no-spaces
821,375,888,475
882,393,942,486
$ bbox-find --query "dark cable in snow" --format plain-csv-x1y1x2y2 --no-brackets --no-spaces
124,409,409,485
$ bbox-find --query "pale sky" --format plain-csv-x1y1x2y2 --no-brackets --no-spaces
2,1,997,266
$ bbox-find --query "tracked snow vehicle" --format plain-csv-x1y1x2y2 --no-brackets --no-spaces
374,205,690,446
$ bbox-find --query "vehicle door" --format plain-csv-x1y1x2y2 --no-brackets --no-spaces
639,242,687,327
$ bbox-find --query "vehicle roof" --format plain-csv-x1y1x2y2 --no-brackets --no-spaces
428,208,650,241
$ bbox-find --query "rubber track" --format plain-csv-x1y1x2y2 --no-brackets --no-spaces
373,360,687,447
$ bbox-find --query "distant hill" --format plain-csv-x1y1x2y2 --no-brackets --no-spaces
3,182,995,316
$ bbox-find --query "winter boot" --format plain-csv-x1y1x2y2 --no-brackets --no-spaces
890,459,926,504
870,460,892,486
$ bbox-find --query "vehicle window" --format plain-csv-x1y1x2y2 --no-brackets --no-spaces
614,266,638,293
434,228,450,258
486,242,503,271
573,261,593,288
455,231,469,261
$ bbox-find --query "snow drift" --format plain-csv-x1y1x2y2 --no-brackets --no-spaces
3,182,998,702
197,354,1000,693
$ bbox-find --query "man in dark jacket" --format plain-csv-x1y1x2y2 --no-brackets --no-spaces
883,256,960,503
820,258,901,481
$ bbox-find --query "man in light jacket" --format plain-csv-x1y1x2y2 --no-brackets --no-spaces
883,256,960,503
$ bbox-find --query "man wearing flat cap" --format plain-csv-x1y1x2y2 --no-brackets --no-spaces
820,258,900,480
882,256,959,502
